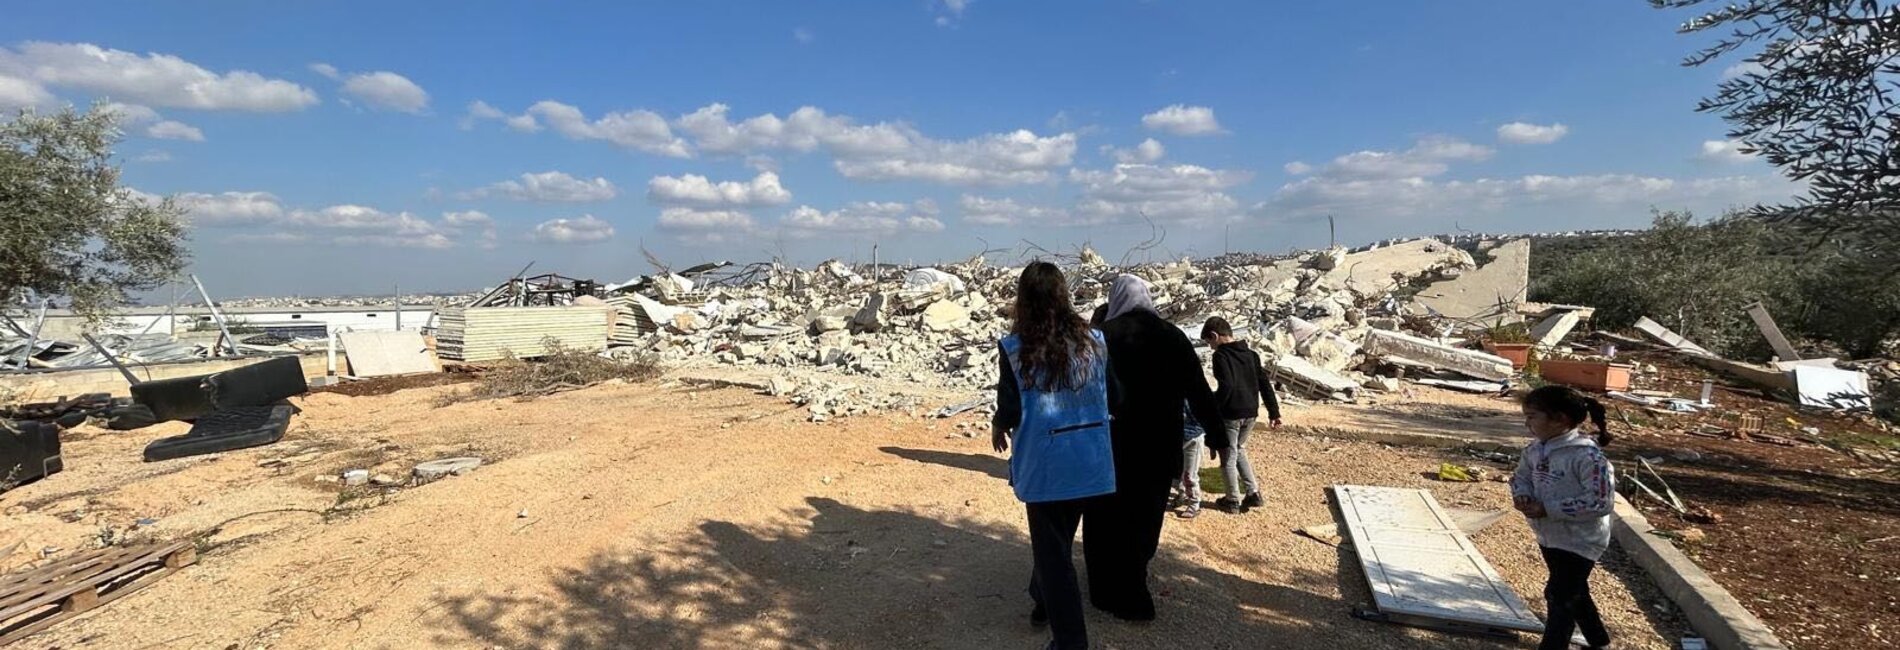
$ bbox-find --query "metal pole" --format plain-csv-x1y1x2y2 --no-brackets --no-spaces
190,274,239,357
394,284,402,331
9,299,47,368
326,327,338,377
81,332,141,386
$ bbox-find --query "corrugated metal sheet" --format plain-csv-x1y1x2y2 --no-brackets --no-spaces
436,306,612,362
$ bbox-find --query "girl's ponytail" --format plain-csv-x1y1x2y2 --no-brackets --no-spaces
1585,397,1611,447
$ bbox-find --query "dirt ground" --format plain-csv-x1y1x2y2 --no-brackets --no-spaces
1,378,1690,649
1607,354,1900,650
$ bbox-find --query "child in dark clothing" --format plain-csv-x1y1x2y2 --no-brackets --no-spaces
1199,317,1282,513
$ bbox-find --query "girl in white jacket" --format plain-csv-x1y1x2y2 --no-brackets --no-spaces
1512,385,1615,650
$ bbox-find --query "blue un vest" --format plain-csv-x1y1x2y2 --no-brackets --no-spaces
1000,331,1116,503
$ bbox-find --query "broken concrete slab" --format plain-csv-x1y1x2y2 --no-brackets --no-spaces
1362,329,1513,381
1634,317,1714,357
1528,311,1581,351
1743,302,1801,362
1270,355,1359,400
921,300,971,332
1413,239,1531,323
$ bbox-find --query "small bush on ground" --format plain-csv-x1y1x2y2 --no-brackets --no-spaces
436,339,660,406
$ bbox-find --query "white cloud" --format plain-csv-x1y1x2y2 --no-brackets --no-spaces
647,171,791,207
530,215,615,244
1722,61,1768,80
1065,163,1253,225
1268,172,1792,220
959,195,1063,226
461,100,504,129
1313,135,1494,180
338,70,429,114
282,205,458,248
1106,138,1166,163
1496,122,1569,145
99,102,160,124
794,27,816,44
1284,161,1314,175
1697,139,1757,164
146,120,204,141
934,0,971,26
527,101,689,157
441,210,499,247
781,201,944,236
309,63,339,80
224,232,311,245
0,74,53,109
0,42,317,112
657,207,756,231
1141,104,1222,136
441,210,494,228
676,103,1075,185
175,191,283,226
471,171,619,202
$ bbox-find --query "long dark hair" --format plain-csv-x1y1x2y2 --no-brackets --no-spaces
1522,385,1612,447
1011,262,1098,391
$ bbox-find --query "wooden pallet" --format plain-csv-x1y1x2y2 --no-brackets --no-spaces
0,541,196,646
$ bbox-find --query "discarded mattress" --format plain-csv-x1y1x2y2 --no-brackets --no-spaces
143,405,294,462
0,420,63,493
1332,484,1543,633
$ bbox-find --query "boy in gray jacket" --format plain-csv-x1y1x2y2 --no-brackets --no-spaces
1511,385,1615,650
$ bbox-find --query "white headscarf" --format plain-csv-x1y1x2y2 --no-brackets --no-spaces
1103,274,1156,322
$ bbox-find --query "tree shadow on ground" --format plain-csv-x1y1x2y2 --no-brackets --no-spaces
432,496,1530,649
880,446,1009,481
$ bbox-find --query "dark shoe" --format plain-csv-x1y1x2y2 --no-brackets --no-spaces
1216,496,1242,513
1030,603,1048,627
1242,493,1266,511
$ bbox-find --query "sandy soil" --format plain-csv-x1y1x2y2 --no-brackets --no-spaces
2,379,1686,649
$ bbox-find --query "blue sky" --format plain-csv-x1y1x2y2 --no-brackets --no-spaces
0,1,1793,297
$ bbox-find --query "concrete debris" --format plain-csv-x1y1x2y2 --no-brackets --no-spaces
1633,317,1714,357
921,301,972,332
1528,311,1582,351
413,457,483,483
301,236,1560,422
1743,301,1802,362
1362,329,1514,381
1411,239,1530,323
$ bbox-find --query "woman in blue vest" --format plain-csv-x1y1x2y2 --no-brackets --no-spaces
992,261,1116,650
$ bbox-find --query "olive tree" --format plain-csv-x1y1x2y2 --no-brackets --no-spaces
1654,0,1900,268
0,105,188,323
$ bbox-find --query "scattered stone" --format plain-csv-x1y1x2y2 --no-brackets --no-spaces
1679,527,1708,544
341,469,370,486
516,509,529,519
370,473,400,487
921,300,971,332
414,457,484,483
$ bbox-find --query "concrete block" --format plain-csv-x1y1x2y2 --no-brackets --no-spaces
1611,497,1788,650
1362,329,1514,381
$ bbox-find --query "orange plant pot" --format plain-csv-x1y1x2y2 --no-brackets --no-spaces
1539,359,1633,392
1485,342,1534,370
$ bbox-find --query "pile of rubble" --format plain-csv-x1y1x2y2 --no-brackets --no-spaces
585,237,1533,418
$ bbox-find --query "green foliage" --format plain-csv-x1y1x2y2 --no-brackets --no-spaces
1534,211,1900,360
1655,0,1900,279
1483,322,1532,344
1,105,189,322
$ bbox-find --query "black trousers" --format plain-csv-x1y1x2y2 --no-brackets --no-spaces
1027,498,1090,650
1081,473,1171,618
1540,547,1611,650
